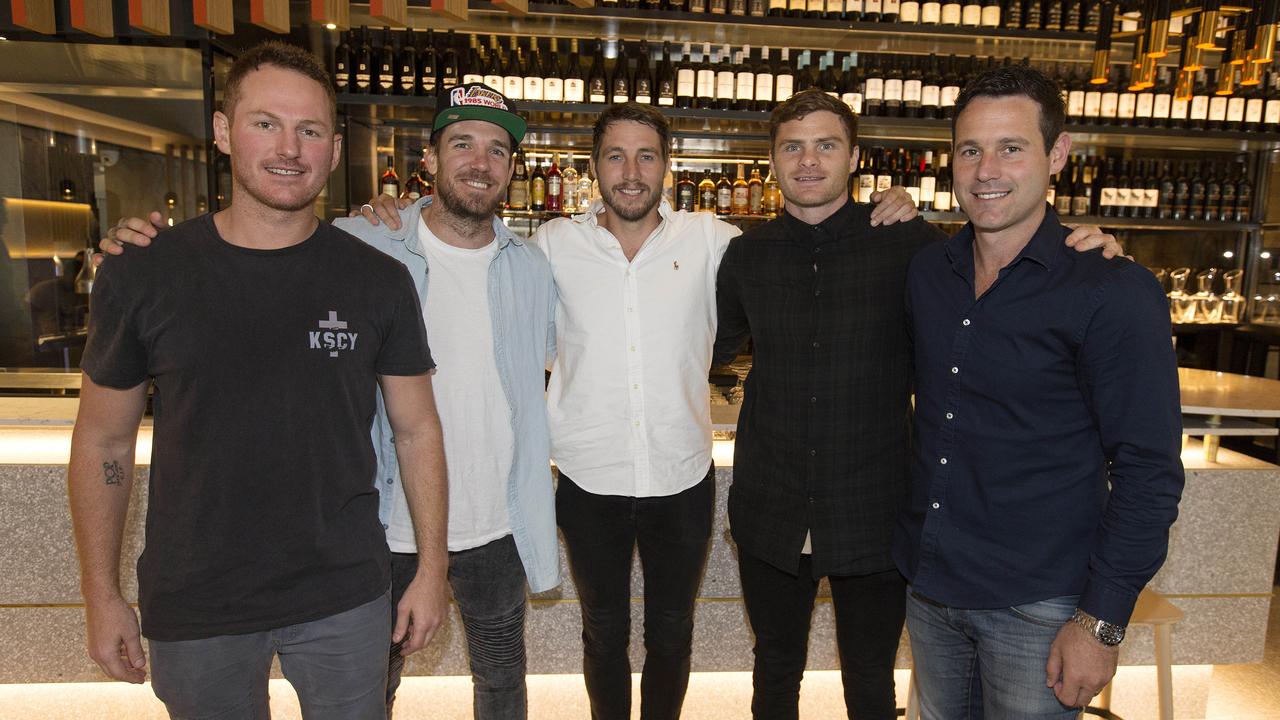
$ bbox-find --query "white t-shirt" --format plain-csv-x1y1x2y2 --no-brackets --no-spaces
385,219,514,553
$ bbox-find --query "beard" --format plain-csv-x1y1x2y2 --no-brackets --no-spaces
435,173,506,222
600,183,662,222
232,163,326,213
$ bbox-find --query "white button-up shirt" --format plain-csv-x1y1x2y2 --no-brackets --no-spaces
532,199,740,498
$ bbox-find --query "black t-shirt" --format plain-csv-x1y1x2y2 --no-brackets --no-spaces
82,214,434,641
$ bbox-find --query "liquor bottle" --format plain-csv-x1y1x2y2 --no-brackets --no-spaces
732,164,750,214
748,163,764,214
562,154,580,213
716,165,733,215
377,27,396,95
940,0,961,25
524,41,545,102
509,151,530,210
933,153,953,211
903,56,923,118
676,169,697,211
398,30,418,95
918,151,936,211
864,0,882,21
634,41,654,104
736,46,757,110
775,48,795,104
531,159,548,212
354,26,373,94
698,169,717,211
334,31,352,93
864,55,885,116
484,36,504,91
380,155,400,198
403,157,428,200
439,32,460,93
588,41,609,103
565,39,586,103
697,43,717,109
763,166,782,215
1054,157,1073,214
544,38,564,102
755,46,775,111
677,43,697,108
981,0,1000,26
961,0,981,26
577,162,594,210
717,45,737,110
418,31,438,97
657,42,677,107
939,54,961,119
545,154,563,213
901,0,920,22
921,0,941,23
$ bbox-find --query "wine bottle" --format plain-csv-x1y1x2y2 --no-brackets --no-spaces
564,39,586,103
940,0,961,25
524,40,545,102
775,48,795,104
677,42,697,109
381,155,400,197
716,45,736,111
354,26,373,94
864,55,885,116
750,0,768,16
398,29,418,96
716,165,733,215
901,0,920,23
377,27,396,95
1097,157,1117,218
1116,67,1137,126
334,31,352,94
769,0,787,17
439,31,460,93
933,152,953,211
634,41,654,104
903,56,923,118
961,0,981,26
1072,156,1091,216
531,159,547,212
543,38,564,102
1003,0,1022,28
904,152,921,206
657,41,677,107
819,51,839,97
1098,69,1119,125
418,31,438,97
755,46,775,111
918,151,936,210
841,54,864,115
484,35,504,92
695,43,716,109
981,0,1000,26
921,0,941,23
546,154,563,213
611,40,633,104
939,54,961,118
788,0,805,17
864,0,882,21
588,41,609,103
1189,70,1211,131
736,46,757,111
806,0,824,20
883,0,900,23
1054,157,1073,214
1219,161,1237,223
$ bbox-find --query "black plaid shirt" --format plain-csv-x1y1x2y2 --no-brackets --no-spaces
714,200,945,579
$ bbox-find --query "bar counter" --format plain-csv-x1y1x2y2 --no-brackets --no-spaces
1,376,1278,687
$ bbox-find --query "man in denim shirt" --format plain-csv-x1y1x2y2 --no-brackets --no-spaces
102,84,558,720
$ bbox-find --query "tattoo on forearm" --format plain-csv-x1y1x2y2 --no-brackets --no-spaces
103,460,123,486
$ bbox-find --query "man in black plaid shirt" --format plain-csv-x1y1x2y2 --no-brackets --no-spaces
713,89,1121,720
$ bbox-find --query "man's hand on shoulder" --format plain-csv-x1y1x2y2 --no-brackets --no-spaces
868,185,921,227
349,194,411,231
1063,224,1128,259
84,595,147,684
393,564,449,655
93,212,166,267
1045,618,1119,709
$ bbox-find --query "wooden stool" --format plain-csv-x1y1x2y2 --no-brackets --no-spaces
902,590,1183,720
1087,589,1184,720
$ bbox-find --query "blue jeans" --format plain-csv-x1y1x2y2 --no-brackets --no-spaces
387,534,528,720
148,591,391,720
905,589,1081,720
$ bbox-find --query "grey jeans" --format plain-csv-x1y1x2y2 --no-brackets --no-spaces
148,590,391,720
388,534,528,720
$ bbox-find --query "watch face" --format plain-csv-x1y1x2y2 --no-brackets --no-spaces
1097,623,1126,646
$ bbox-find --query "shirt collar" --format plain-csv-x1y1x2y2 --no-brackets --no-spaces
944,203,1065,275
406,195,522,251
573,197,675,226
780,199,860,241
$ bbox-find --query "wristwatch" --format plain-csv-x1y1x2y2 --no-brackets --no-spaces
1072,609,1126,646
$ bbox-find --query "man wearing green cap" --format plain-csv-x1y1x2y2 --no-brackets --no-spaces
101,82,557,720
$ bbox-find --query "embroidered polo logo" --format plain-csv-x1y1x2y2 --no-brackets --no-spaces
673,261,679,270
310,311,358,357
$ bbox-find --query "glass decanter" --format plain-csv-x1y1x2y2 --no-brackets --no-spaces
1167,268,1197,324
1193,268,1222,323
1219,269,1244,324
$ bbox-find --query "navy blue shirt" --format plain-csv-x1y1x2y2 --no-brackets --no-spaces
893,206,1184,627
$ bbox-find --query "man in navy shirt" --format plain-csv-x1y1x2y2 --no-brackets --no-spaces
894,65,1184,717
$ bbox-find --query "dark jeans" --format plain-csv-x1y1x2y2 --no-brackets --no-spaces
387,534,528,720
556,467,715,720
738,551,906,720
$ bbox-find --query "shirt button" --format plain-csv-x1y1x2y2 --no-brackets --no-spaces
951,366,959,374
810,396,817,403
945,412,954,420
813,341,820,348
631,345,636,352
810,449,817,457
385,477,393,485
963,319,971,326
814,289,822,296
633,384,639,390
634,420,640,426
932,502,940,509
940,457,948,465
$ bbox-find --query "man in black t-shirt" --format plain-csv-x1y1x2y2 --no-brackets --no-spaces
68,42,447,719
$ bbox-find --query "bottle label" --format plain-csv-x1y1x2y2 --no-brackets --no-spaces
544,78,564,102
866,0,882,11
921,1,940,22
698,70,716,99
884,0,899,11
1189,95,1209,121
940,85,960,107
903,80,922,103
485,74,504,91
1135,93,1153,118
1266,99,1280,125
717,186,732,209
901,1,920,21
790,0,805,10
846,0,863,12
566,78,586,103
1117,93,1136,119
509,183,529,209
733,186,749,206
462,73,483,85
1055,195,1072,214
1100,92,1118,118
922,85,940,108
1114,186,1128,207
842,92,863,114
1246,98,1264,124
757,73,775,102
524,77,544,101
1170,97,1189,120
1100,187,1117,207
865,77,884,100
532,178,546,205
1153,94,1171,119
399,71,415,94
1226,97,1245,123
717,71,736,100
876,175,892,192
980,4,999,25
1067,90,1085,117
770,0,786,8
679,69,696,97
548,176,562,200
933,190,952,211
1083,91,1101,117
884,79,903,102
737,73,756,101
920,176,936,202
906,186,921,206
589,80,607,104
1071,195,1089,216
1208,96,1228,122
505,76,524,99
941,3,961,23
776,75,794,102
1144,188,1159,208
808,0,823,12
961,4,980,24
857,174,875,203
382,181,398,197
827,0,843,14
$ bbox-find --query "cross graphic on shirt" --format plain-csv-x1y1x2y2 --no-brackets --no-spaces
319,311,348,331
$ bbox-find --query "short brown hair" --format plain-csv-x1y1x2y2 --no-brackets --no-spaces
769,89,859,150
591,103,672,165
222,41,336,126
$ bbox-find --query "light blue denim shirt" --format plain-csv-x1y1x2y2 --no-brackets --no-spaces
332,196,560,593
